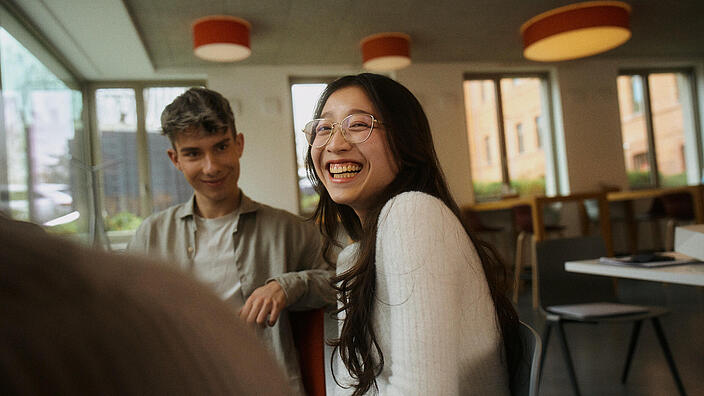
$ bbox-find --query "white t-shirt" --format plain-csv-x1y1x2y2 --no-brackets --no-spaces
192,211,245,310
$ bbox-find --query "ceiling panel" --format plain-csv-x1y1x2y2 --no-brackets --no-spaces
10,0,704,80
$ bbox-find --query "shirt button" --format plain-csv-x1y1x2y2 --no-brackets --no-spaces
187,246,194,255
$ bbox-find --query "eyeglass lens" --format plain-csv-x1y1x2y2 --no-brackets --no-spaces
304,114,375,147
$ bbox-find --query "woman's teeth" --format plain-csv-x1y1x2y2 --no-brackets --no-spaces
329,163,362,178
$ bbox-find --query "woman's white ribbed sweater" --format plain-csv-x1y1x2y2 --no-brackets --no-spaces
334,192,510,396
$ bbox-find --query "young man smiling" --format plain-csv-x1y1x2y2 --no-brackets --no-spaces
128,87,335,395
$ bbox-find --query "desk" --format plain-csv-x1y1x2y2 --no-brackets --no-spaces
565,259,704,287
607,185,704,253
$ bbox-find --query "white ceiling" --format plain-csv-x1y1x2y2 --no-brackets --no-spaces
10,0,704,81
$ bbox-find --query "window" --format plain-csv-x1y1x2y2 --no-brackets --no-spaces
617,70,701,188
464,74,555,201
144,87,193,212
92,83,202,247
0,26,88,238
290,80,335,215
516,122,524,154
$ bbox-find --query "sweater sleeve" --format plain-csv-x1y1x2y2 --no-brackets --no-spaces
375,192,486,396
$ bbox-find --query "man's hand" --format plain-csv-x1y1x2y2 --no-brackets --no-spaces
239,281,287,327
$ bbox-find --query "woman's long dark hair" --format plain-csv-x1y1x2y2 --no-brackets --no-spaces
305,73,521,395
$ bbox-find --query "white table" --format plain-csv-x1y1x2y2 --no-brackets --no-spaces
565,259,704,287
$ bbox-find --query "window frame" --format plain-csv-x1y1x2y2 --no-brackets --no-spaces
464,71,559,199
619,68,702,188
87,81,205,244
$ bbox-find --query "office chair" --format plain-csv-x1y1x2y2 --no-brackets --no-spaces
512,321,542,396
534,236,686,396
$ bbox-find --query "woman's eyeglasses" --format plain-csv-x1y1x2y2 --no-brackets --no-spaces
302,113,383,148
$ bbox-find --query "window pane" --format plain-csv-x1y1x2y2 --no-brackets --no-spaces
649,73,688,187
95,89,141,232
291,83,326,214
617,75,651,188
500,77,546,196
0,28,86,237
464,80,503,201
144,87,192,211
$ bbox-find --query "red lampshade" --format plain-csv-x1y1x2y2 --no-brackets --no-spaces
521,1,631,62
193,15,251,62
360,32,411,71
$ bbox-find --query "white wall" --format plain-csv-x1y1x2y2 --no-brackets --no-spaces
183,57,704,214
553,59,629,193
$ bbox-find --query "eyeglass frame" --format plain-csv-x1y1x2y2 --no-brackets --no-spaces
302,113,384,148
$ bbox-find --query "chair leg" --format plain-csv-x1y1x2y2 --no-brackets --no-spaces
556,321,581,396
513,231,528,303
651,318,687,396
538,321,552,385
621,320,643,383
530,234,539,309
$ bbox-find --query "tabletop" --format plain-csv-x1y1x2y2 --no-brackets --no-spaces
565,258,704,287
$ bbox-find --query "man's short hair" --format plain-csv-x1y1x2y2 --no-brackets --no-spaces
161,87,236,143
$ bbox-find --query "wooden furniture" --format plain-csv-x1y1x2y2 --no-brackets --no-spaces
512,204,565,304
467,192,613,308
607,185,704,254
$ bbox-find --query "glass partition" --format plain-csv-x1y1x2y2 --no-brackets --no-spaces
0,27,87,238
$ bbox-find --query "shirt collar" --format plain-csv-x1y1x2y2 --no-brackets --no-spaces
176,190,260,220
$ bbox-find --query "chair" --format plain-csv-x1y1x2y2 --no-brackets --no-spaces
511,321,542,396
289,309,326,396
660,192,695,251
512,204,565,305
534,236,686,396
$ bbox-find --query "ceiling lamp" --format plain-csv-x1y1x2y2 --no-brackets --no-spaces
192,16,251,62
520,1,631,62
360,32,411,71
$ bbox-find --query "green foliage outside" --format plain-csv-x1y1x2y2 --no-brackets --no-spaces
627,171,686,189
106,212,143,231
46,221,79,235
473,177,546,202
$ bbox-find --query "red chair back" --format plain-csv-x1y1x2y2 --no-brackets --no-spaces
289,309,326,396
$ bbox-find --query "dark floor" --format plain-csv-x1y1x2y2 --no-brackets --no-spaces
515,279,704,396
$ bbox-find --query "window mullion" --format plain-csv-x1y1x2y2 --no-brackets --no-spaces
494,78,510,189
687,71,704,182
134,84,153,217
642,73,659,187
86,86,108,247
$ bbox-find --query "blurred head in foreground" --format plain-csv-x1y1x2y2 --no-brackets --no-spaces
0,218,290,395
